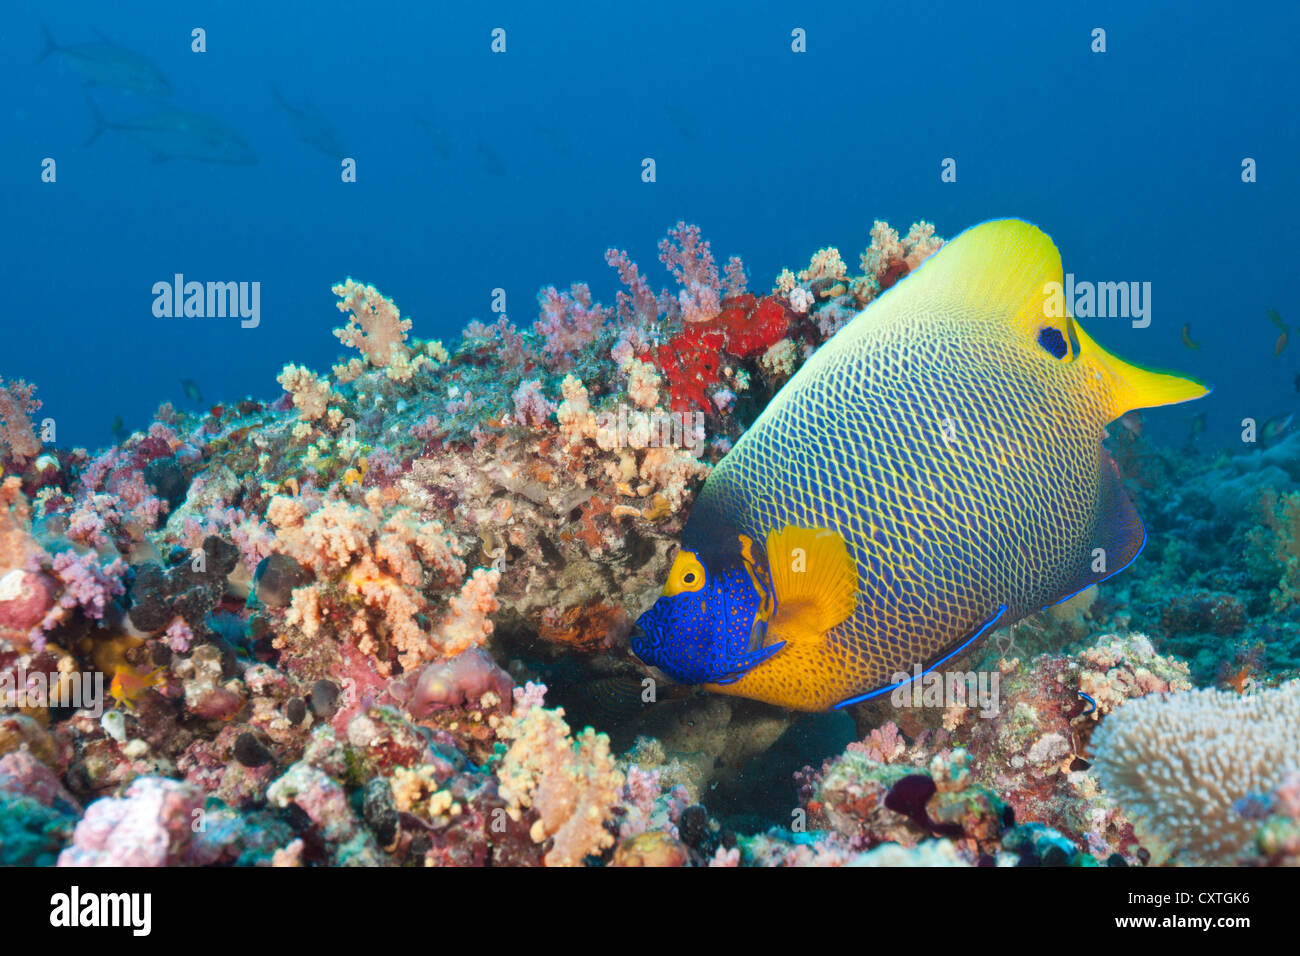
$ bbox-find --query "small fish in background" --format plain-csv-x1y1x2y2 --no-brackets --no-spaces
665,98,697,142
1118,410,1143,438
110,415,128,443
533,124,573,158
83,94,258,164
180,379,204,404
1293,371,1300,394
1269,308,1289,357
476,136,505,176
271,84,347,158
1187,410,1207,445
413,114,452,159
39,21,171,97
1180,322,1200,350
1261,412,1296,447
109,663,165,710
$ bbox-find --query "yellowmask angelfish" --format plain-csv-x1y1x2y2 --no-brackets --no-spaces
633,219,1208,711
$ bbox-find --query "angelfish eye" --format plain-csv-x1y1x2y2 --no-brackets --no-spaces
1037,326,1068,359
683,572,696,583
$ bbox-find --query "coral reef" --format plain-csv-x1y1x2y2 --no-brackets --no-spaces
1,217,1297,869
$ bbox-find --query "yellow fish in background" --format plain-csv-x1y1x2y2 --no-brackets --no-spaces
633,219,1208,711
109,664,165,710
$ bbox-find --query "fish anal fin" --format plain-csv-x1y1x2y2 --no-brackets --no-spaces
833,605,1008,710
765,525,857,636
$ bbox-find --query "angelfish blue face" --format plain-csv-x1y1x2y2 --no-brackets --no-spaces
632,548,779,685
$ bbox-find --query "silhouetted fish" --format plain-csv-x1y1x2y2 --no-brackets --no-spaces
180,379,203,403
413,114,452,159
533,124,573,157
476,136,505,176
665,99,697,141
1262,412,1295,447
39,22,171,97
271,84,347,158
84,95,257,164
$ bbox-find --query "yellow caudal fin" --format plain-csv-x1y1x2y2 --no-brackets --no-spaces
1071,319,1209,418
765,526,857,642
885,218,1067,340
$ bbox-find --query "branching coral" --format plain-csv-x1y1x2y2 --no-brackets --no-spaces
659,221,723,324
496,704,624,866
433,568,501,658
267,490,467,673
1076,633,1192,716
622,358,661,410
769,221,944,343
1090,681,1300,864
510,379,556,428
277,364,338,422
0,477,43,572
0,378,41,465
331,279,420,382
856,220,944,302
534,284,611,367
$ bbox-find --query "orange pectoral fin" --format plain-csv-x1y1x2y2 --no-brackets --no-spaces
764,525,858,633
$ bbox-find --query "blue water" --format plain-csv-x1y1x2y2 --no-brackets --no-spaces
4,0,1296,450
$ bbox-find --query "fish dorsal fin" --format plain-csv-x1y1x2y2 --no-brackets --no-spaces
884,218,1065,339
765,526,857,641
1070,319,1209,418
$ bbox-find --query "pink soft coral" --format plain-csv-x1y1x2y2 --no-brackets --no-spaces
47,551,127,624
659,221,722,323
534,283,611,367
0,378,41,465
